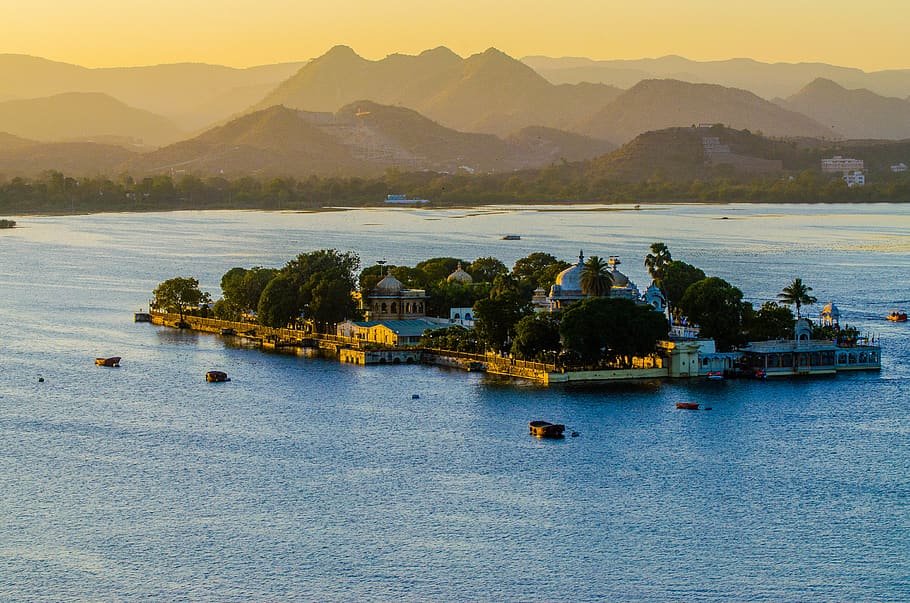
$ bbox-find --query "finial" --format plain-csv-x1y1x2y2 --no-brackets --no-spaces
579,250,584,263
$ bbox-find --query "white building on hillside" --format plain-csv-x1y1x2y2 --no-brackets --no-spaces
844,171,865,187
822,156,864,173
891,163,908,173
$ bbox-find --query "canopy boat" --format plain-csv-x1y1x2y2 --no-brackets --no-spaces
676,402,700,410
887,311,907,322
529,420,565,438
501,234,521,240
706,371,724,381
206,371,230,383
95,356,121,367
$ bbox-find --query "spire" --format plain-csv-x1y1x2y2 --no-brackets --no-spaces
578,250,584,264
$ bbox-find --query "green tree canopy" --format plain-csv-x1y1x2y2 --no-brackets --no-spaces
152,277,211,320
777,277,817,319
510,313,561,361
559,297,668,368
743,301,795,341
415,257,464,285
467,256,508,283
256,275,299,328
662,260,707,311
473,274,532,352
678,277,745,351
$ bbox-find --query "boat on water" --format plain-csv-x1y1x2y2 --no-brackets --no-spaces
887,311,907,322
385,194,429,205
706,371,724,381
529,420,565,438
501,234,521,240
134,311,151,323
95,356,121,367
206,371,230,383
676,402,700,410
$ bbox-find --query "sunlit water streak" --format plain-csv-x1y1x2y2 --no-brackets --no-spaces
0,203,908,601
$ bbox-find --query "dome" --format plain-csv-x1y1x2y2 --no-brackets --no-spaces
554,252,585,294
446,262,473,284
609,268,629,287
374,273,404,294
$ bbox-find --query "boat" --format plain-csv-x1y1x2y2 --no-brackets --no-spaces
887,311,907,322
385,194,429,205
220,327,236,336
206,371,230,382
676,402,700,410
501,234,521,240
95,356,121,367
133,311,151,323
706,371,724,381
529,420,565,438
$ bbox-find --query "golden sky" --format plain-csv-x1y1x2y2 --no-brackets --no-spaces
3,0,907,70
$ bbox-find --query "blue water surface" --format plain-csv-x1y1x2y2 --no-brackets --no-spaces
0,203,908,601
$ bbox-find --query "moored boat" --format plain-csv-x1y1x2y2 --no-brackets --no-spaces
206,370,230,383
706,371,724,381
529,420,565,438
501,234,521,240
95,356,121,367
887,310,907,322
676,402,700,410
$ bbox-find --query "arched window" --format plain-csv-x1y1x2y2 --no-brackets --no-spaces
381,302,387,313
465,313,472,320
454,313,461,320
391,302,398,314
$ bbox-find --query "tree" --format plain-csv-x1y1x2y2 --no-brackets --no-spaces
743,301,795,341
473,274,532,353
644,242,673,285
257,249,360,330
511,313,561,361
152,277,211,321
580,255,613,297
559,297,668,367
662,261,706,314
678,277,745,351
777,277,817,319
415,257,464,285
256,275,299,327
468,256,508,283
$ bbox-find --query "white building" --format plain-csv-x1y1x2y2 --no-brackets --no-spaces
843,171,865,187
891,163,908,173
821,156,864,173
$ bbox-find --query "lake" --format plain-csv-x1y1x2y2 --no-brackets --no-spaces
1,203,908,601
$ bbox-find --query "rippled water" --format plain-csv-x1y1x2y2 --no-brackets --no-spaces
1,204,908,601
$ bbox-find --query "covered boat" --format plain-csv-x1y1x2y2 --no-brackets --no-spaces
529,420,565,438
887,311,907,322
676,402,700,410
206,371,230,382
95,356,121,367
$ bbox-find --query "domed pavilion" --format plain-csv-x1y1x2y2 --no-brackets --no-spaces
364,273,428,320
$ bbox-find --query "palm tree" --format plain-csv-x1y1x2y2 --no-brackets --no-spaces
644,242,672,284
581,256,613,297
778,278,817,319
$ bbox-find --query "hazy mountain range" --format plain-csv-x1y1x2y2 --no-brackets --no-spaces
523,55,910,99
0,47,908,178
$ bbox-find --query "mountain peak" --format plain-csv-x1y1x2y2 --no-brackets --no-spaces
315,45,363,63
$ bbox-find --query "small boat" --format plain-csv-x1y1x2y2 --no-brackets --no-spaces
529,420,565,438
205,371,230,383
95,356,121,367
676,402,700,410
220,327,236,336
501,234,521,240
706,371,724,381
134,311,151,323
887,311,907,322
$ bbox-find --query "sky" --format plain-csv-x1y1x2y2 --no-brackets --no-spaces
2,0,907,71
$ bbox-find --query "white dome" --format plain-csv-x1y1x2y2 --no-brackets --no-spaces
555,255,584,293
610,268,629,287
374,273,404,294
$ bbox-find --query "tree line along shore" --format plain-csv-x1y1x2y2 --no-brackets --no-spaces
151,245,854,370
1,164,909,216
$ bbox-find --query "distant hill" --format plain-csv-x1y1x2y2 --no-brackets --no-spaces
585,124,910,182
129,102,613,177
0,142,134,177
0,132,38,151
523,55,910,100
506,126,616,162
576,80,835,143
255,46,622,137
0,54,305,130
778,78,910,139
0,93,183,146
